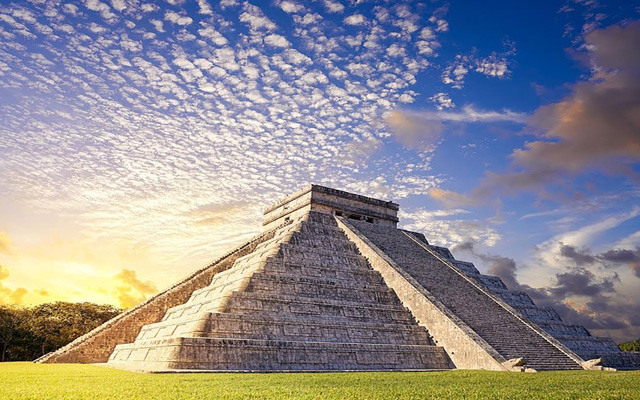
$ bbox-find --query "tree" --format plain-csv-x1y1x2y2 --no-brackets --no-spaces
0,302,122,361
619,338,640,352
0,305,27,362
28,302,121,357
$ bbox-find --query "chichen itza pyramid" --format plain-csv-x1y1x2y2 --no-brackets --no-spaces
37,185,640,371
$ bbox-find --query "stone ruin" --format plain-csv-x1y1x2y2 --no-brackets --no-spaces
37,185,640,372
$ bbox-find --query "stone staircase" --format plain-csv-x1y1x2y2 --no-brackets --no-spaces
423,229,639,370
106,212,453,371
431,244,640,370
346,220,584,371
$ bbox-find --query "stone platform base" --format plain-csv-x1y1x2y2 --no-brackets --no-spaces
108,337,454,372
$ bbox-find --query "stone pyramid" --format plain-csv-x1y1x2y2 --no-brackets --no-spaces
37,185,640,371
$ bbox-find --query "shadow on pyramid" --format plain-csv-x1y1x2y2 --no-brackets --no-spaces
37,185,640,372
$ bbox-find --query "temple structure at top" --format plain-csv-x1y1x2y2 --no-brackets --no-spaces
36,184,640,372
263,184,399,230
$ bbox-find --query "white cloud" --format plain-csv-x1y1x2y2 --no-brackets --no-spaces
323,0,345,13
264,33,290,48
400,208,501,248
344,14,366,26
84,0,118,22
197,0,213,15
429,92,455,110
198,26,228,46
403,105,526,123
277,0,304,13
239,3,276,31
475,54,509,77
164,10,193,26
107,0,125,12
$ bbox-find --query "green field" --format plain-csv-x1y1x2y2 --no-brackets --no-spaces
2,363,639,400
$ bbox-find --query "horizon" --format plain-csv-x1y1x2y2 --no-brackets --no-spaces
0,0,639,342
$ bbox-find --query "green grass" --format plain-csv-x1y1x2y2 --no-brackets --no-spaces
1,363,639,400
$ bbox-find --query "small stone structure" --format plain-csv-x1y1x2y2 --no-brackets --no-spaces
38,185,640,371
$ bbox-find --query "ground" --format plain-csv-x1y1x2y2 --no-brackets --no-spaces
2,363,639,399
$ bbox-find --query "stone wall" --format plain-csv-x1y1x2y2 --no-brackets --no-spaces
336,217,508,371
36,227,280,364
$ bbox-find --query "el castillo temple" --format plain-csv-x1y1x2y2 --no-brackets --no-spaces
36,185,640,372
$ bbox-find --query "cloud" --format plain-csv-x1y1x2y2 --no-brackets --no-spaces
385,106,525,150
559,243,597,265
443,48,514,89
344,14,366,26
240,3,276,31
0,265,28,305
187,201,255,226
475,22,640,197
457,241,637,340
164,10,193,26
428,92,455,110
114,269,157,308
400,208,500,248
385,111,444,150
197,0,213,15
277,0,304,14
264,34,290,48
560,243,640,278
601,248,640,278
550,267,617,298
0,233,11,254
428,188,479,208
323,0,344,13
84,0,118,23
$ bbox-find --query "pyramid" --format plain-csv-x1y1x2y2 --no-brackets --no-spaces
37,185,640,371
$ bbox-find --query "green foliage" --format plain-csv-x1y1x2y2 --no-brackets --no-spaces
619,338,640,352
1,363,639,400
0,302,121,361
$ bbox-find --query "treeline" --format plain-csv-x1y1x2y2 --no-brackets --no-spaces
0,302,122,362
619,338,640,352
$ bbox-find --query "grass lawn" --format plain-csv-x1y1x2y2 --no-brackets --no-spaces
1,362,639,400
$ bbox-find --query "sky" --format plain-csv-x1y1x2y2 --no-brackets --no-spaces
0,0,639,342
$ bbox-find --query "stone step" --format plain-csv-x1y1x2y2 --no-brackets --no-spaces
513,305,563,322
224,292,416,324
277,243,368,263
136,312,432,344
488,288,535,307
554,335,622,352
267,254,372,270
200,313,431,344
535,321,591,337
108,337,454,371
284,234,360,253
244,272,401,305
261,259,385,284
295,222,350,237
450,260,480,275
471,274,508,291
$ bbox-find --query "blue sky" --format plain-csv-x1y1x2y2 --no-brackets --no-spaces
0,0,639,341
